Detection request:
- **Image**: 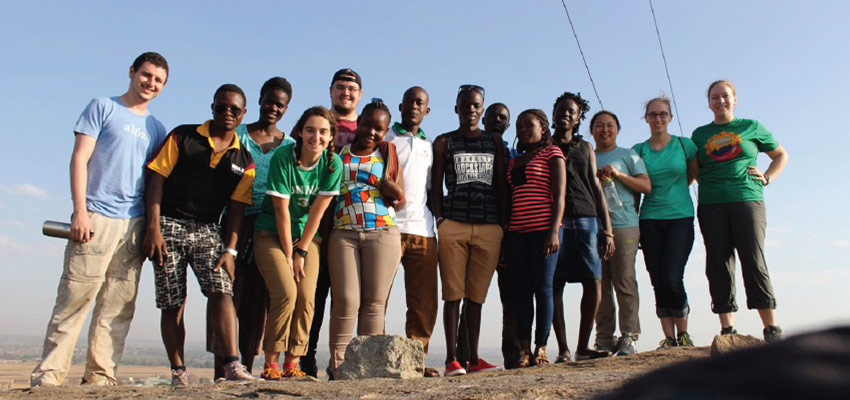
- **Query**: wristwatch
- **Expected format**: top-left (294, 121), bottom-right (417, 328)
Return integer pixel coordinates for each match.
top-left (294, 247), bottom-right (308, 258)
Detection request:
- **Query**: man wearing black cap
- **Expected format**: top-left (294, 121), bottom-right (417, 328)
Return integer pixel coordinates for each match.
top-left (301, 68), bottom-right (364, 378)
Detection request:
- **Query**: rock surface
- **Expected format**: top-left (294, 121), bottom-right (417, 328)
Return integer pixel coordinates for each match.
top-left (336, 335), bottom-right (425, 380)
top-left (710, 333), bottom-right (764, 356)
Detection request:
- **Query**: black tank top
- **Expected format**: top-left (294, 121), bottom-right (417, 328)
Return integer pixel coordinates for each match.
top-left (558, 136), bottom-right (598, 218)
top-left (441, 130), bottom-right (500, 224)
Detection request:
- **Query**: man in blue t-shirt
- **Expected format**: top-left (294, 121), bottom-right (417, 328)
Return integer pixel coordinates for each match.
top-left (31, 52), bottom-right (170, 387)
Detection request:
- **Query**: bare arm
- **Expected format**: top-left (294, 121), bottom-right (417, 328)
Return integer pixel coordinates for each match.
top-left (687, 157), bottom-right (700, 185)
top-left (545, 157), bottom-right (567, 257)
top-left (69, 134), bottom-right (96, 242)
top-left (430, 136), bottom-right (447, 225)
top-left (213, 201), bottom-right (244, 281)
top-left (586, 142), bottom-right (615, 260)
top-left (600, 166), bottom-right (652, 194)
top-left (144, 172), bottom-right (167, 266)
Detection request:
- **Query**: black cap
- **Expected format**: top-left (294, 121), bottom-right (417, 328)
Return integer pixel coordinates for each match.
top-left (331, 68), bottom-right (362, 88)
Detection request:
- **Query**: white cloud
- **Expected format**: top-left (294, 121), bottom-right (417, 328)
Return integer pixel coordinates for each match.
top-left (0, 183), bottom-right (47, 198)
top-left (831, 240), bottom-right (850, 248)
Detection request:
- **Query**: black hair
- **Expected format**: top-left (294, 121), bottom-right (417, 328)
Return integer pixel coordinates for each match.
top-left (259, 76), bottom-right (293, 104)
top-left (485, 102), bottom-right (510, 118)
top-left (515, 109), bottom-right (552, 153)
top-left (213, 83), bottom-right (247, 106)
top-left (357, 99), bottom-right (392, 125)
top-left (589, 110), bottom-right (621, 132)
top-left (292, 106), bottom-right (337, 172)
top-left (552, 91), bottom-right (591, 137)
top-left (131, 52), bottom-right (169, 82)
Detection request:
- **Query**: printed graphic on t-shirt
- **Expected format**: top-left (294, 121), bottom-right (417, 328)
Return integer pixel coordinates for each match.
top-left (704, 131), bottom-right (742, 161)
top-left (124, 124), bottom-right (151, 141)
top-left (293, 184), bottom-right (318, 208)
top-left (453, 152), bottom-right (494, 185)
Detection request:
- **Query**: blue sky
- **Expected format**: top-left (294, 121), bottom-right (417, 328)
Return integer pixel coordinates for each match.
top-left (1, 0), bottom-right (848, 360)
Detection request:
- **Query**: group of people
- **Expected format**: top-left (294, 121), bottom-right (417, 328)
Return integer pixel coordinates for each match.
top-left (30, 52), bottom-right (788, 388)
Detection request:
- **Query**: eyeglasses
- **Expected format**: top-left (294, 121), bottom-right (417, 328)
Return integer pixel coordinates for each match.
top-left (645, 112), bottom-right (670, 120)
top-left (213, 104), bottom-right (244, 117)
top-left (458, 84), bottom-right (485, 98)
top-left (333, 83), bottom-right (360, 93)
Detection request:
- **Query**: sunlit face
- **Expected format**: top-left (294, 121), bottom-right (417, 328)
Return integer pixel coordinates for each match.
top-left (455, 91), bottom-right (484, 128)
top-left (591, 113), bottom-right (619, 150)
top-left (211, 91), bottom-right (246, 132)
top-left (259, 89), bottom-right (289, 125)
top-left (330, 80), bottom-right (362, 115)
top-left (300, 115), bottom-right (333, 154)
top-left (127, 61), bottom-right (167, 102)
top-left (399, 88), bottom-right (430, 126)
top-left (553, 99), bottom-right (580, 132)
top-left (515, 113), bottom-right (544, 145)
top-left (355, 109), bottom-right (390, 149)
top-left (644, 100), bottom-right (672, 134)
top-left (483, 105), bottom-right (510, 135)
top-left (708, 83), bottom-right (736, 119)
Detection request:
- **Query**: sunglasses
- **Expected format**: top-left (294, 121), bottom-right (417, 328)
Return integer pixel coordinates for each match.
top-left (458, 84), bottom-right (485, 98)
top-left (212, 104), bottom-right (244, 117)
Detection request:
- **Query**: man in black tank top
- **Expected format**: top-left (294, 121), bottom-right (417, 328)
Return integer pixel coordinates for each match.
top-left (431, 85), bottom-right (506, 376)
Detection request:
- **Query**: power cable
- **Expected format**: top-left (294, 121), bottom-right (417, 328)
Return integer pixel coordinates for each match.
top-left (559, 0), bottom-right (605, 110)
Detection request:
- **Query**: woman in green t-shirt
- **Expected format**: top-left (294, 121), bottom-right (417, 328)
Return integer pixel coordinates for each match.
top-left (691, 80), bottom-right (788, 343)
top-left (252, 106), bottom-right (343, 380)
top-left (632, 96), bottom-right (699, 349)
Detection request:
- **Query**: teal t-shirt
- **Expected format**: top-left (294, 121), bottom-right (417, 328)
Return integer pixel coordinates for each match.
top-left (236, 125), bottom-right (295, 216)
top-left (691, 118), bottom-right (779, 204)
top-left (595, 147), bottom-right (647, 228)
top-left (632, 136), bottom-right (698, 220)
top-left (255, 143), bottom-right (343, 238)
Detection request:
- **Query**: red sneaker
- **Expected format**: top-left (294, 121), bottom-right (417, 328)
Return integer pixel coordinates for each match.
top-left (467, 358), bottom-right (503, 373)
top-left (444, 360), bottom-right (467, 376)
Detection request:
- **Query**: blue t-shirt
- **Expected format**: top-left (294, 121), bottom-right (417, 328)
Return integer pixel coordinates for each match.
top-left (236, 125), bottom-right (295, 216)
top-left (595, 146), bottom-right (647, 228)
top-left (74, 97), bottom-right (168, 218)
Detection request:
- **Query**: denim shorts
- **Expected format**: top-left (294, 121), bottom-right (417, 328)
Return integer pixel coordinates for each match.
top-left (555, 217), bottom-right (602, 283)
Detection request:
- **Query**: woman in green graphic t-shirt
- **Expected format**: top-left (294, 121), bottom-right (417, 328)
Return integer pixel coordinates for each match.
top-left (691, 80), bottom-right (788, 343)
top-left (252, 106), bottom-right (343, 380)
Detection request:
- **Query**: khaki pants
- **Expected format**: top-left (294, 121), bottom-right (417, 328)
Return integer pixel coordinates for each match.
top-left (328, 227), bottom-right (401, 369)
top-left (437, 220), bottom-right (503, 304)
top-left (31, 211), bottom-right (144, 386)
top-left (596, 227), bottom-right (641, 343)
top-left (253, 231), bottom-right (320, 356)
top-left (399, 234), bottom-right (438, 354)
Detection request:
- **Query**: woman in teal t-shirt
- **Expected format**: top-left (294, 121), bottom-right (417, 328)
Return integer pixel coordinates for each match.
top-left (691, 80), bottom-right (788, 343)
top-left (632, 96), bottom-right (698, 349)
top-left (253, 106), bottom-right (342, 380)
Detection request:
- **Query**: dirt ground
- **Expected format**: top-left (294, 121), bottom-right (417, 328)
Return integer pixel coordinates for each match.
top-left (1, 346), bottom-right (709, 400)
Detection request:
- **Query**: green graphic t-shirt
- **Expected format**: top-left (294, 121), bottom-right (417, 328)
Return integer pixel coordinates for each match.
top-left (255, 143), bottom-right (343, 238)
top-left (632, 136), bottom-right (698, 220)
top-left (691, 118), bottom-right (779, 204)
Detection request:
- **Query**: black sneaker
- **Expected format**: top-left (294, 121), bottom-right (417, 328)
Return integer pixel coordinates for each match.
top-left (300, 356), bottom-right (318, 378)
top-left (720, 326), bottom-right (737, 335)
top-left (764, 325), bottom-right (783, 343)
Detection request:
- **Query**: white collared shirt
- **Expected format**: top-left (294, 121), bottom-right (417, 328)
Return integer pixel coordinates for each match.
top-left (387, 126), bottom-right (435, 237)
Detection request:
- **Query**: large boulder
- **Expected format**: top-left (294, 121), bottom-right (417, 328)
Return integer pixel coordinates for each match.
top-left (336, 335), bottom-right (425, 380)
top-left (710, 333), bottom-right (764, 356)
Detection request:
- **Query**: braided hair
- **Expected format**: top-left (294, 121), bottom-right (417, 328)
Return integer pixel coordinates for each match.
top-left (357, 99), bottom-right (398, 182)
top-left (551, 91), bottom-right (591, 140)
top-left (258, 76), bottom-right (293, 104)
top-left (292, 106), bottom-right (337, 172)
top-left (515, 109), bottom-right (552, 154)
top-left (356, 98), bottom-right (392, 126)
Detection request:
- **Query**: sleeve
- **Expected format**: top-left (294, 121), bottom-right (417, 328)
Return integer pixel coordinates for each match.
top-left (546, 145), bottom-right (565, 161)
top-left (682, 137), bottom-right (699, 161)
top-left (628, 148), bottom-right (648, 176)
top-left (752, 120), bottom-right (780, 152)
top-left (281, 135), bottom-right (296, 146)
top-left (319, 153), bottom-right (343, 195)
top-left (231, 162), bottom-right (255, 204)
top-left (146, 131), bottom-right (180, 177)
top-left (73, 98), bottom-right (107, 137)
top-left (265, 149), bottom-right (292, 199)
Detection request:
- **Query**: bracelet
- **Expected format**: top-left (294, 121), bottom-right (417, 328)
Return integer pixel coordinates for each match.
top-left (600, 231), bottom-right (614, 238)
top-left (224, 247), bottom-right (238, 257)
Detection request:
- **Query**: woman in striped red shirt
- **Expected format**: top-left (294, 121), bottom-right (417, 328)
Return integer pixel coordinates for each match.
top-left (505, 109), bottom-right (567, 367)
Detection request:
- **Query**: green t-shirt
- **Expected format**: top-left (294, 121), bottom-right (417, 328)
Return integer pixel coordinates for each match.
top-left (691, 118), bottom-right (779, 204)
top-left (632, 136), bottom-right (698, 220)
top-left (255, 143), bottom-right (343, 238)
top-left (595, 147), bottom-right (647, 228)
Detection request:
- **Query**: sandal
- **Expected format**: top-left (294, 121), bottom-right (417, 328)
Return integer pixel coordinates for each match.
top-left (554, 349), bottom-right (572, 363)
top-left (423, 367), bottom-right (440, 378)
top-left (512, 352), bottom-right (531, 368)
top-left (533, 347), bottom-right (550, 365)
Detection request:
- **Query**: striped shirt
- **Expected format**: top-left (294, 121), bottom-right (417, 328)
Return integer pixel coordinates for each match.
top-left (507, 145), bottom-right (565, 233)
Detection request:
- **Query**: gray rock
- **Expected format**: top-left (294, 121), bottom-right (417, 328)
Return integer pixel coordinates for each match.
top-left (336, 335), bottom-right (425, 380)
top-left (710, 333), bottom-right (765, 356)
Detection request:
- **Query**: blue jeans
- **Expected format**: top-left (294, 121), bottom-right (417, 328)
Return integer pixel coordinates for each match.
top-left (506, 228), bottom-right (562, 346)
top-left (554, 217), bottom-right (602, 287)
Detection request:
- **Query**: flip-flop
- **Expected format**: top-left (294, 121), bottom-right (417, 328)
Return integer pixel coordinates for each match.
top-left (423, 367), bottom-right (440, 378)
top-left (533, 348), bottom-right (550, 365)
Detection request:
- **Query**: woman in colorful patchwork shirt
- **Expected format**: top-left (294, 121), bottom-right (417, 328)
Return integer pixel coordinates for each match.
top-left (253, 106), bottom-right (342, 380)
top-left (691, 80), bottom-right (788, 342)
top-left (327, 100), bottom-right (404, 377)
